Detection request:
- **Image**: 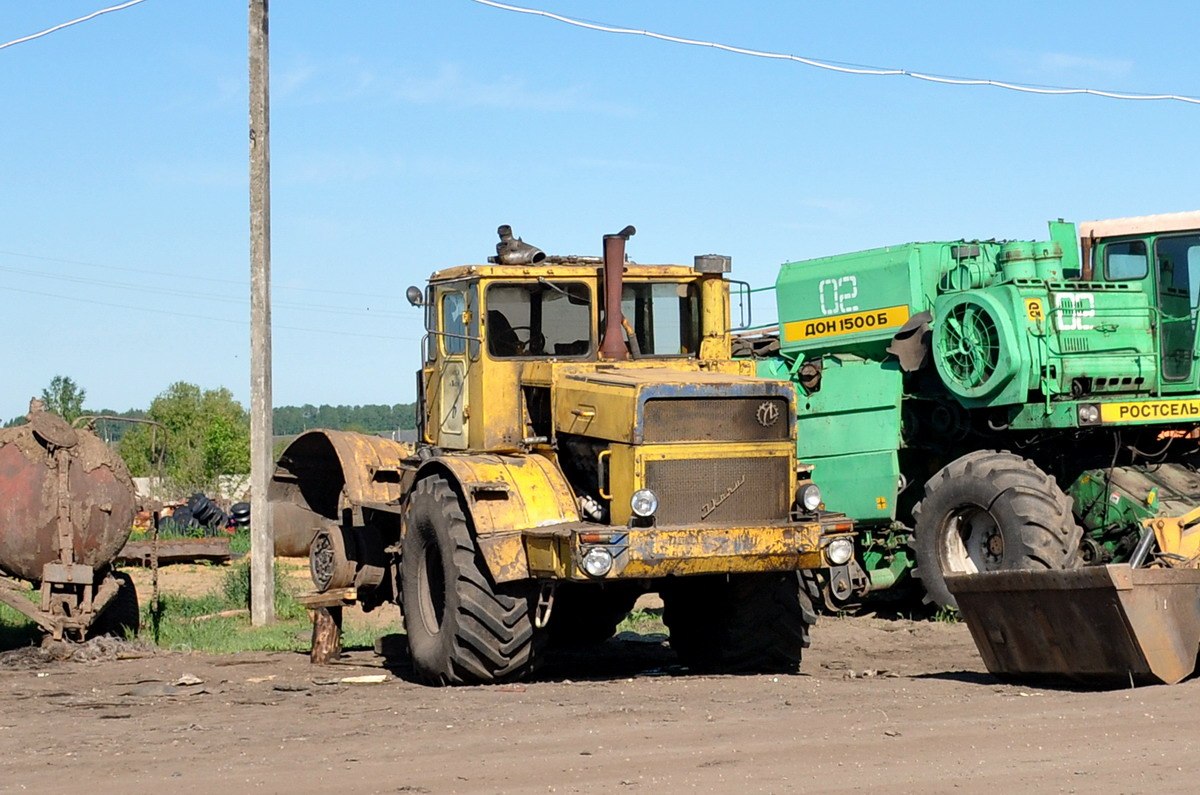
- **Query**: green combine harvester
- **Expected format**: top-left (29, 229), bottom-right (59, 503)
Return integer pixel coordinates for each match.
top-left (749, 211), bottom-right (1200, 626)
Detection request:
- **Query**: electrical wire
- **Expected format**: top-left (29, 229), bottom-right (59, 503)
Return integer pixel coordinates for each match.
top-left (469, 0), bottom-right (1200, 106)
top-left (0, 248), bottom-right (404, 302)
top-left (0, 0), bottom-right (149, 51)
top-left (0, 284), bottom-right (419, 343)
top-left (0, 261), bottom-right (411, 320)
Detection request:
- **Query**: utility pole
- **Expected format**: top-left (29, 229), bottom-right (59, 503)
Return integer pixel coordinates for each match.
top-left (248, 0), bottom-right (274, 625)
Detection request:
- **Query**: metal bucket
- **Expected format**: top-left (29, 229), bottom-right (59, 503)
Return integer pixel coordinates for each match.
top-left (946, 564), bottom-right (1200, 686)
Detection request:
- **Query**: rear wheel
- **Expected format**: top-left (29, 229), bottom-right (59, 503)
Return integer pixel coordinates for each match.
top-left (661, 572), bottom-right (815, 673)
top-left (400, 475), bottom-right (542, 685)
top-left (912, 450), bottom-right (1082, 610)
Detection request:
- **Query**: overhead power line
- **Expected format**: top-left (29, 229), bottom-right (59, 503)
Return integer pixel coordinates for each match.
top-left (0, 0), bottom-right (149, 51)
top-left (469, 0), bottom-right (1200, 106)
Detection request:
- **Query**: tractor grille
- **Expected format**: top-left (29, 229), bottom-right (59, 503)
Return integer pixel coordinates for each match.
top-left (642, 397), bottom-right (789, 443)
top-left (646, 455), bottom-right (790, 526)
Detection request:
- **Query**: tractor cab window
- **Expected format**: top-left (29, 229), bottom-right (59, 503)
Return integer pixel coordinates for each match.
top-left (485, 281), bottom-right (592, 358)
top-left (618, 281), bottom-right (700, 356)
top-left (441, 291), bottom-right (467, 355)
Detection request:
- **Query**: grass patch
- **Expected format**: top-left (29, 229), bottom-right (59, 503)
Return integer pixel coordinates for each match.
top-left (617, 608), bottom-right (666, 635)
top-left (932, 605), bottom-right (961, 624)
top-left (144, 559), bottom-right (379, 653)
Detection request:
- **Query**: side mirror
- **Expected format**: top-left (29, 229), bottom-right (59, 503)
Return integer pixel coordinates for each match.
top-left (406, 285), bottom-right (425, 307)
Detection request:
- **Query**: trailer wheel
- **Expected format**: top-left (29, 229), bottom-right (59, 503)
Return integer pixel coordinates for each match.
top-left (912, 450), bottom-right (1082, 610)
top-left (400, 475), bottom-right (542, 685)
top-left (661, 572), bottom-right (815, 673)
top-left (546, 584), bottom-right (640, 648)
top-left (89, 572), bottom-right (140, 639)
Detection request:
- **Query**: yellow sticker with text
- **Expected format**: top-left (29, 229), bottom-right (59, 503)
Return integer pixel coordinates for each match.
top-left (783, 305), bottom-right (910, 342)
top-left (1025, 298), bottom-right (1045, 322)
top-left (1099, 400), bottom-right (1200, 423)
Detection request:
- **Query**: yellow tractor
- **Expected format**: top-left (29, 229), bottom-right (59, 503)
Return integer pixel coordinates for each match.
top-left (270, 225), bottom-right (860, 685)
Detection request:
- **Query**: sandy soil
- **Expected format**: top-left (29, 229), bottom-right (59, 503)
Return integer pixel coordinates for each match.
top-left (1, 569), bottom-right (1197, 794)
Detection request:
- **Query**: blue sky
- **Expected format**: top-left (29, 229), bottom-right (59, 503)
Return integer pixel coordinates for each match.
top-left (2, 1), bottom-right (1197, 416)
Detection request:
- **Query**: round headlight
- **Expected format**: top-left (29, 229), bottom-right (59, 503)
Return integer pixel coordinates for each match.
top-left (630, 488), bottom-right (659, 518)
top-left (1078, 404), bottom-right (1099, 425)
top-left (582, 547), bottom-right (614, 577)
top-left (799, 483), bottom-right (823, 512)
top-left (827, 537), bottom-right (854, 566)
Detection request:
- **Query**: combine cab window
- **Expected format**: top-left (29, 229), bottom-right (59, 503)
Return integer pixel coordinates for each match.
top-left (1105, 240), bottom-right (1149, 281)
top-left (1155, 233), bottom-right (1200, 381)
top-left (619, 282), bottom-right (700, 356)
top-left (485, 282), bottom-right (592, 358)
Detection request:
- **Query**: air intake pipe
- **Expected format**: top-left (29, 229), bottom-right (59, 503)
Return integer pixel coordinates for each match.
top-left (492, 224), bottom-right (546, 265)
top-left (599, 225), bottom-right (636, 360)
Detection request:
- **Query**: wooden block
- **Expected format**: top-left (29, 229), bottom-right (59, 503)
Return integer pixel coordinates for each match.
top-left (310, 606), bottom-right (343, 665)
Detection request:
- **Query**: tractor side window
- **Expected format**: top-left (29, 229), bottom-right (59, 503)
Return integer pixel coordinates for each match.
top-left (441, 291), bottom-right (467, 355)
top-left (618, 282), bottom-right (700, 356)
top-left (485, 282), bottom-right (592, 359)
top-left (1105, 240), bottom-right (1149, 281)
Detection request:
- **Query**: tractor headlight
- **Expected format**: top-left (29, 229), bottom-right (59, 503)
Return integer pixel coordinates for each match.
top-left (582, 547), bottom-right (614, 577)
top-left (799, 483), bottom-right (823, 513)
top-left (1078, 403), bottom-right (1100, 425)
top-left (826, 537), bottom-right (854, 566)
top-left (630, 488), bottom-right (659, 518)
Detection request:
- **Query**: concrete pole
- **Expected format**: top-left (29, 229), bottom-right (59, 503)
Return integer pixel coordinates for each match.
top-left (248, 0), bottom-right (275, 625)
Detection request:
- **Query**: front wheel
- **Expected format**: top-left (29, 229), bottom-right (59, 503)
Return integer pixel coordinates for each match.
top-left (400, 475), bottom-right (543, 685)
top-left (911, 450), bottom-right (1082, 610)
top-left (661, 572), bottom-right (815, 673)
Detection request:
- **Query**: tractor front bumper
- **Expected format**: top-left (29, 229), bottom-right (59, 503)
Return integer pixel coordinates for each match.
top-left (476, 513), bottom-right (857, 584)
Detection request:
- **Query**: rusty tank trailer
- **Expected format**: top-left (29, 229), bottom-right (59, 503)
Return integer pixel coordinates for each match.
top-left (0, 403), bottom-right (140, 640)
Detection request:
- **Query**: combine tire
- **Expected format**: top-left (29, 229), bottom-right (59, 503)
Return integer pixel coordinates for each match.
top-left (661, 572), bottom-right (815, 673)
top-left (89, 572), bottom-right (140, 639)
top-left (912, 450), bottom-right (1083, 610)
top-left (547, 584), bottom-right (640, 648)
top-left (400, 475), bottom-right (542, 685)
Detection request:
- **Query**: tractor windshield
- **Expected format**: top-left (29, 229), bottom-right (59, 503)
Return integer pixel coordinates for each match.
top-left (485, 281), bottom-right (592, 358)
top-left (620, 281), bottom-right (701, 357)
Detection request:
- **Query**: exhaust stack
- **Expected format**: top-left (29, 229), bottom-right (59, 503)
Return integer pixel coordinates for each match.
top-left (599, 225), bottom-right (636, 361)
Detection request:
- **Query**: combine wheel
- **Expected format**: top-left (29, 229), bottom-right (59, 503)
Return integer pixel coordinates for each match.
top-left (547, 583), bottom-right (640, 648)
top-left (662, 572), bottom-right (815, 673)
top-left (400, 475), bottom-right (542, 685)
top-left (89, 572), bottom-right (140, 639)
top-left (912, 450), bottom-right (1082, 610)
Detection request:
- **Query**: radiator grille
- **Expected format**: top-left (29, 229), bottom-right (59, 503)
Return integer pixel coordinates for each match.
top-left (645, 456), bottom-right (790, 525)
top-left (642, 397), bottom-right (789, 443)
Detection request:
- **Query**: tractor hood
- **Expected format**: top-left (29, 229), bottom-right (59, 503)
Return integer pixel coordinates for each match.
top-left (552, 368), bottom-right (795, 445)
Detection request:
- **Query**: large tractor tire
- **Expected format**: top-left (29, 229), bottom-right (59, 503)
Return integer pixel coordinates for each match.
top-left (89, 571), bottom-right (140, 639)
top-left (400, 475), bottom-right (542, 685)
top-left (547, 583), bottom-right (640, 648)
top-left (661, 572), bottom-right (816, 674)
top-left (911, 450), bottom-right (1083, 610)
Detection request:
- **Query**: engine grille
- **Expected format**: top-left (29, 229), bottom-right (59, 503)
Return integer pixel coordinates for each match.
top-left (645, 455), bottom-right (790, 526)
top-left (642, 397), bottom-right (789, 443)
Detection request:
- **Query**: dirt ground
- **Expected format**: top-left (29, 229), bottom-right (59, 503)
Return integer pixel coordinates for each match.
top-left (1, 566), bottom-right (1197, 794)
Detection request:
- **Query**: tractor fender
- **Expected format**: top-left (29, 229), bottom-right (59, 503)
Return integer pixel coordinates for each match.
top-left (415, 453), bottom-right (581, 583)
top-left (269, 429), bottom-right (415, 556)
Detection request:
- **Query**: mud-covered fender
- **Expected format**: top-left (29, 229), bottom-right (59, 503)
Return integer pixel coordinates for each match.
top-left (270, 429), bottom-right (415, 556)
top-left (418, 453), bottom-right (580, 583)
